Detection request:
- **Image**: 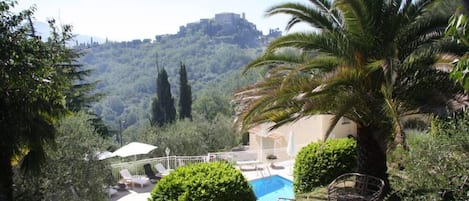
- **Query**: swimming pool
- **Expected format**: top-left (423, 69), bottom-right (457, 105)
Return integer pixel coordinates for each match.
top-left (250, 175), bottom-right (294, 201)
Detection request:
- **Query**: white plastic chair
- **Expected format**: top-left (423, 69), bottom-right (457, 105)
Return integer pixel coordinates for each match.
top-left (155, 163), bottom-right (172, 176)
top-left (119, 169), bottom-right (150, 188)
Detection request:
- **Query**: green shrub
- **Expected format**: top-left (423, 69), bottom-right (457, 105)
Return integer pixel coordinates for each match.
top-left (388, 114), bottom-right (469, 201)
top-left (294, 138), bottom-right (357, 193)
top-left (403, 117), bottom-right (428, 130)
top-left (149, 161), bottom-right (256, 201)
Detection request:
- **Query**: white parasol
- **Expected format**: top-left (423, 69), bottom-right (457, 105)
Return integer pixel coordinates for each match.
top-left (112, 142), bottom-right (157, 158)
top-left (286, 130), bottom-right (295, 157)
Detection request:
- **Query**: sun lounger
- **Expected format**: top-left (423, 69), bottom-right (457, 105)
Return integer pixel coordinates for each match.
top-left (155, 163), bottom-right (172, 176)
top-left (119, 169), bottom-right (150, 188)
top-left (236, 160), bottom-right (261, 170)
top-left (144, 163), bottom-right (161, 183)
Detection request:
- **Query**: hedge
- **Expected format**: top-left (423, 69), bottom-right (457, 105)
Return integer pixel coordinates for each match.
top-left (149, 161), bottom-right (256, 201)
top-left (294, 138), bottom-right (357, 193)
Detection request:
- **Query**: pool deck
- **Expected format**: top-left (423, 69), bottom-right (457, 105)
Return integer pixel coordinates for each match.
top-left (110, 160), bottom-right (294, 201)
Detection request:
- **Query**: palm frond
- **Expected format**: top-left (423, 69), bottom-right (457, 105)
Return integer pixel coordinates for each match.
top-left (243, 52), bottom-right (306, 74)
top-left (267, 2), bottom-right (336, 31)
top-left (266, 32), bottom-right (353, 62)
top-left (334, 0), bottom-right (372, 41)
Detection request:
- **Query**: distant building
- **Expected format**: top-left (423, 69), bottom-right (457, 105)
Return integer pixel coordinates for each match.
top-left (165, 12), bottom-right (280, 46)
top-left (268, 28), bottom-right (282, 38)
top-left (214, 12), bottom-right (241, 24)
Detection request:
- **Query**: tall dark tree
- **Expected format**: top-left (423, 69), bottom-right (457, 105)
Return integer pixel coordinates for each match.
top-left (178, 62), bottom-right (192, 120)
top-left (152, 68), bottom-right (176, 126)
top-left (0, 1), bottom-right (84, 199)
top-left (62, 58), bottom-right (110, 137)
top-left (238, 0), bottom-right (465, 196)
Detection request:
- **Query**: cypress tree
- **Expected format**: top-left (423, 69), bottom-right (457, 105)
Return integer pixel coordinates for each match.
top-left (178, 62), bottom-right (192, 120)
top-left (152, 68), bottom-right (176, 126)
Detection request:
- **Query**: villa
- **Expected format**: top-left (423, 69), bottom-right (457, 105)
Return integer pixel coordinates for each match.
top-left (108, 115), bottom-right (357, 200)
top-left (248, 115), bottom-right (357, 160)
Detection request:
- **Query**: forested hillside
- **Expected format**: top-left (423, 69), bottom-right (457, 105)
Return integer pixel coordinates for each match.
top-left (79, 13), bottom-right (278, 132)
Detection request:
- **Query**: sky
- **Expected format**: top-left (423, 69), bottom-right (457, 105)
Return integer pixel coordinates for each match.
top-left (15, 0), bottom-right (310, 41)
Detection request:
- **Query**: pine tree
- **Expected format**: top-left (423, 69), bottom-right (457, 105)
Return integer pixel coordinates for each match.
top-left (178, 62), bottom-right (192, 120)
top-left (152, 68), bottom-right (176, 126)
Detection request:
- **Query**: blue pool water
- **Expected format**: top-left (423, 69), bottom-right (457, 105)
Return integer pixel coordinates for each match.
top-left (250, 175), bottom-right (294, 201)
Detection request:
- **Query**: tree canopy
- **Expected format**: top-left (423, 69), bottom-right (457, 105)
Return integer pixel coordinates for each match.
top-left (0, 1), bottom-right (84, 199)
top-left (152, 68), bottom-right (176, 127)
top-left (178, 62), bottom-right (192, 120)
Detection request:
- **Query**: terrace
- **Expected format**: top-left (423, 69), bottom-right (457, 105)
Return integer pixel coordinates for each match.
top-left (109, 146), bottom-right (297, 201)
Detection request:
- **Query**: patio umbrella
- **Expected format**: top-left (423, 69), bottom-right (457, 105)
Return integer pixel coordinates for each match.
top-left (112, 142), bottom-right (157, 158)
top-left (286, 130), bottom-right (295, 157)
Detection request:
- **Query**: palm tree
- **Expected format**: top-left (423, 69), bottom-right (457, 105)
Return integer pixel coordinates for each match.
top-left (238, 0), bottom-right (466, 194)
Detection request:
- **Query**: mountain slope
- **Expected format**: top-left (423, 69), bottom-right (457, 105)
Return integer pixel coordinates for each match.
top-left (79, 13), bottom-right (277, 130)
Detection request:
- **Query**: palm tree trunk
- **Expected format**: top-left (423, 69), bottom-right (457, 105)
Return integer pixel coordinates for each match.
top-left (356, 126), bottom-right (391, 197)
top-left (0, 145), bottom-right (13, 201)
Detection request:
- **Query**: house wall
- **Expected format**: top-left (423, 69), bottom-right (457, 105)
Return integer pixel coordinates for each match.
top-left (328, 116), bottom-right (357, 139)
top-left (248, 115), bottom-right (357, 160)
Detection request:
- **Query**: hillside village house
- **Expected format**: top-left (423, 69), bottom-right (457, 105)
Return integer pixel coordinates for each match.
top-left (248, 115), bottom-right (357, 161)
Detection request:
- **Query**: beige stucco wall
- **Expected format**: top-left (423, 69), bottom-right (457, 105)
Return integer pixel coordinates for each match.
top-left (248, 115), bottom-right (357, 160)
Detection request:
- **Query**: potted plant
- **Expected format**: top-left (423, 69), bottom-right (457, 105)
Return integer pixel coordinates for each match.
top-left (266, 154), bottom-right (278, 160)
top-left (266, 154), bottom-right (277, 168)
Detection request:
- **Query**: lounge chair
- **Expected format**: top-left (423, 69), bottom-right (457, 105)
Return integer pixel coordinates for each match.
top-left (143, 163), bottom-right (161, 183)
top-left (119, 169), bottom-right (150, 188)
top-left (155, 163), bottom-right (172, 176)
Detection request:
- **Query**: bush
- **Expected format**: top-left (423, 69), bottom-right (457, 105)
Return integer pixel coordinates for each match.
top-left (149, 161), bottom-right (256, 201)
top-left (388, 114), bottom-right (469, 200)
top-left (403, 117), bottom-right (428, 130)
top-left (13, 112), bottom-right (113, 201)
top-left (294, 138), bottom-right (357, 193)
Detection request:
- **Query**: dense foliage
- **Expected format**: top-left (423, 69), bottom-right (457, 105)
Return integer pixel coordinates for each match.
top-left (447, 5), bottom-right (469, 89)
top-left (13, 112), bottom-right (112, 201)
top-left (178, 62), bottom-right (192, 120)
top-left (294, 138), bottom-right (357, 194)
top-left (0, 1), bottom-right (86, 199)
top-left (389, 115), bottom-right (469, 200)
top-left (149, 162), bottom-right (255, 201)
top-left (152, 68), bottom-right (176, 126)
top-left (132, 113), bottom-right (238, 157)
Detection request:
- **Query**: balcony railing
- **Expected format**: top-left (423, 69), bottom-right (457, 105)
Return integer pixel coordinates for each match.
top-left (110, 145), bottom-right (306, 182)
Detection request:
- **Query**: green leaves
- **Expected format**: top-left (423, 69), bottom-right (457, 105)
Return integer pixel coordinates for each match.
top-left (0, 2), bottom-right (88, 199)
top-left (451, 54), bottom-right (469, 89)
top-left (389, 116), bottom-right (469, 200)
top-left (1, 0), bottom-right (70, 171)
top-left (13, 112), bottom-right (113, 201)
top-left (266, 1), bottom-right (337, 31)
top-left (446, 8), bottom-right (469, 90)
top-left (178, 62), bottom-right (192, 120)
top-left (152, 68), bottom-right (176, 127)
top-left (294, 138), bottom-right (357, 193)
top-left (239, 0), bottom-right (463, 141)
top-left (150, 162), bottom-right (255, 201)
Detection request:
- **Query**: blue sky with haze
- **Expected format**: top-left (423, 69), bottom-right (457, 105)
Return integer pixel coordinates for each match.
top-left (16, 0), bottom-right (309, 41)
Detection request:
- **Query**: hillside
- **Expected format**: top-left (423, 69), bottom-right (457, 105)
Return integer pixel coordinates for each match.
top-left (34, 21), bottom-right (106, 45)
top-left (80, 12), bottom-right (280, 130)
